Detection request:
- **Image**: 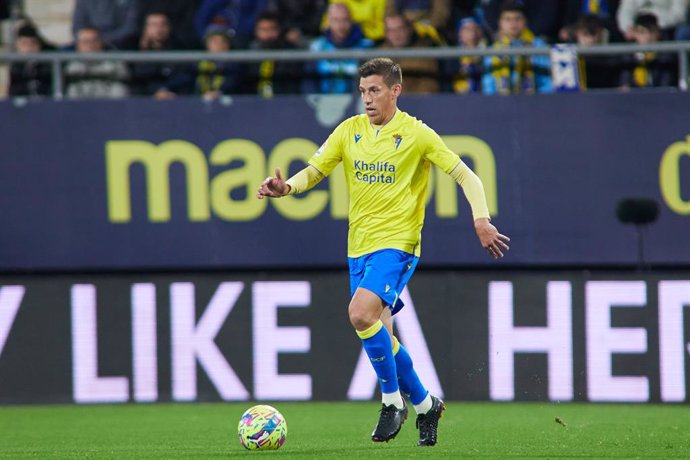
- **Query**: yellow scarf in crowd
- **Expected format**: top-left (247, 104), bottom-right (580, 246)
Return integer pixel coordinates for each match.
top-left (453, 56), bottom-right (483, 93)
top-left (489, 28), bottom-right (537, 95)
top-left (197, 60), bottom-right (225, 93)
top-left (632, 52), bottom-right (655, 87)
top-left (258, 60), bottom-right (275, 97)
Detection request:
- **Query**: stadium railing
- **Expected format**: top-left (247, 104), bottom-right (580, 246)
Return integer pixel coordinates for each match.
top-left (1, 41), bottom-right (689, 99)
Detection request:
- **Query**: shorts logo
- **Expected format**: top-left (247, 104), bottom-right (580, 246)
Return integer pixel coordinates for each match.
top-left (371, 356), bottom-right (386, 362)
top-left (354, 134), bottom-right (362, 143)
top-left (385, 284), bottom-right (391, 293)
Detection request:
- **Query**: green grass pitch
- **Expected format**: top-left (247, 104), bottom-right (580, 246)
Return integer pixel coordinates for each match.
top-left (0, 402), bottom-right (688, 458)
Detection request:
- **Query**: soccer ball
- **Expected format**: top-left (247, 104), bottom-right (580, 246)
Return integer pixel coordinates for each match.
top-left (237, 405), bottom-right (287, 450)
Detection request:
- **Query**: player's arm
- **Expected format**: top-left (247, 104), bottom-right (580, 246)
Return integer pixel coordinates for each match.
top-left (448, 160), bottom-right (510, 259)
top-left (258, 121), bottom-right (346, 199)
top-left (256, 165), bottom-right (324, 199)
top-left (421, 124), bottom-right (510, 258)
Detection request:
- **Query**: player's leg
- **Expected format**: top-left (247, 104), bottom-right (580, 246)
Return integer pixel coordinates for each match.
top-left (380, 309), bottom-right (437, 411)
top-left (380, 309), bottom-right (445, 446)
top-left (349, 287), bottom-right (408, 442)
top-left (380, 309), bottom-right (419, 400)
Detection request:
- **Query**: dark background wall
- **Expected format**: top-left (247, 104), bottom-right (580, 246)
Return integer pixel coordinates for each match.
top-left (1, 92), bottom-right (688, 270)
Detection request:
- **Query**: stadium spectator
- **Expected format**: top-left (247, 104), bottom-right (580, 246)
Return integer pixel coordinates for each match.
top-left (242, 11), bottom-right (303, 96)
top-left (64, 28), bottom-right (130, 99)
top-left (195, 0), bottom-right (269, 48)
top-left (620, 13), bottom-right (678, 88)
top-left (481, 0), bottom-right (566, 43)
top-left (130, 13), bottom-right (180, 96)
top-left (386, 0), bottom-right (451, 33)
top-left (0, 0), bottom-right (8, 41)
top-left (482, 1), bottom-right (552, 95)
top-left (559, 0), bottom-right (622, 43)
top-left (673, 1), bottom-right (690, 40)
top-left (138, 12), bottom-right (178, 50)
top-left (450, 17), bottom-right (487, 94)
top-left (72, 0), bottom-right (140, 50)
top-left (305, 3), bottom-right (374, 94)
top-left (677, 7), bottom-right (690, 89)
top-left (381, 13), bottom-right (444, 93)
top-left (617, 0), bottom-right (687, 40)
top-left (449, 1), bottom-right (485, 41)
top-left (138, 0), bottom-right (203, 49)
top-left (324, 0), bottom-right (387, 42)
top-left (155, 25), bottom-right (243, 99)
top-left (9, 23), bottom-right (54, 98)
top-left (265, 0), bottom-right (327, 46)
top-left (573, 15), bottom-right (622, 89)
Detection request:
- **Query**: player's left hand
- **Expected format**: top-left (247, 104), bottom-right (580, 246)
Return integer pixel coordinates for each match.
top-left (474, 218), bottom-right (510, 259)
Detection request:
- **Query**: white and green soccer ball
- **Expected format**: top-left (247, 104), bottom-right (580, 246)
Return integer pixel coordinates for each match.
top-left (237, 405), bottom-right (288, 450)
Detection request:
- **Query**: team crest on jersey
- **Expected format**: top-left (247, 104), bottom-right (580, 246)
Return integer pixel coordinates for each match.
top-left (393, 134), bottom-right (403, 150)
top-left (354, 134), bottom-right (362, 143)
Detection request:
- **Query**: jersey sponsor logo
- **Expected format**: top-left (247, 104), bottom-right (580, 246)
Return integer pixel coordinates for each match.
top-left (353, 160), bottom-right (397, 184)
top-left (354, 134), bottom-right (362, 143)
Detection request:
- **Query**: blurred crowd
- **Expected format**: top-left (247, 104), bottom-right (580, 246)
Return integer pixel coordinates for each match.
top-left (5, 0), bottom-right (690, 99)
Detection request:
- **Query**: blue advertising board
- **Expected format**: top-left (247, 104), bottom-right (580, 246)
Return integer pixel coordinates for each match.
top-left (0, 92), bottom-right (688, 270)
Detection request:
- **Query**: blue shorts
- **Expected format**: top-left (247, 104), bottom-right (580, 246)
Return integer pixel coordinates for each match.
top-left (348, 248), bottom-right (419, 316)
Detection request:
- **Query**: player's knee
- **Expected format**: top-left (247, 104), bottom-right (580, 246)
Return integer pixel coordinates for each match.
top-left (348, 303), bottom-right (377, 331)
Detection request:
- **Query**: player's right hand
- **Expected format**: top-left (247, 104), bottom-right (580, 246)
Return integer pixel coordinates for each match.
top-left (257, 168), bottom-right (290, 199)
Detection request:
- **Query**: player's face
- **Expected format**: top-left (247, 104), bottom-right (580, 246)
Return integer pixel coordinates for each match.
top-left (359, 74), bottom-right (401, 126)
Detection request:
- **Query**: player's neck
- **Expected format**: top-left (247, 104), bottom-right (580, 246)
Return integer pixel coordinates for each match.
top-left (370, 109), bottom-right (398, 129)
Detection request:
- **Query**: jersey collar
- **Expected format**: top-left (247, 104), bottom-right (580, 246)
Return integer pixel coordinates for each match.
top-left (370, 109), bottom-right (400, 132)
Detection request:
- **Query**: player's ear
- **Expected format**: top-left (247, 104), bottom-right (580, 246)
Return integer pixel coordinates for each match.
top-left (391, 83), bottom-right (402, 97)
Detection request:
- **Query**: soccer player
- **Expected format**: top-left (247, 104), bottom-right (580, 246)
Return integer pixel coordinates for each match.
top-left (257, 57), bottom-right (510, 446)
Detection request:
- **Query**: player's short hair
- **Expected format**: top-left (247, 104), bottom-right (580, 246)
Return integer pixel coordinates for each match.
top-left (358, 58), bottom-right (402, 87)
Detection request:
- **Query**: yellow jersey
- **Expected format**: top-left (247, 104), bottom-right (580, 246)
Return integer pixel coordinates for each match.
top-left (308, 110), bottom-right (467, 258)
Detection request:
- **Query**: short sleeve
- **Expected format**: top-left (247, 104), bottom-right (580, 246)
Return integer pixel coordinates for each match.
top-left (420, 123), bottom-right (461, 174)
top-left (308, 121), bottom-right (346, 177)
